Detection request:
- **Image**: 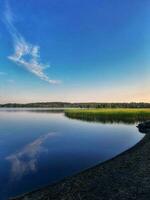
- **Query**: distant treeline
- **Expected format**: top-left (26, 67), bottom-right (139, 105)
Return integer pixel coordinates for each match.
top-left (0, 102), bottom-right (150, 108)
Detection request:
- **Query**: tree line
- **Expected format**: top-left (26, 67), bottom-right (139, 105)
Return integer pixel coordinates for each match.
top-left (0, 102), bottom-right (150, 108)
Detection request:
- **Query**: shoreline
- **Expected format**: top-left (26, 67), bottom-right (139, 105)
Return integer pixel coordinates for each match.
top-left (10, 123), bottom-right (150, 200)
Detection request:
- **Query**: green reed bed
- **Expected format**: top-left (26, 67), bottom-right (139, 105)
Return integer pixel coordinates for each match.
top-left (65, 108), bottom-right (150, 124)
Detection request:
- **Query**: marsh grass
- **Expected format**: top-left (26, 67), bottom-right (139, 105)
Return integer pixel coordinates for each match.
top-left (65, 108), bottom-right (150, 124)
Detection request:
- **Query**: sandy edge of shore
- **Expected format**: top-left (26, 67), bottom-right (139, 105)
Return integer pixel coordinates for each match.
top-left (10, 124), bottom-right (150, 200)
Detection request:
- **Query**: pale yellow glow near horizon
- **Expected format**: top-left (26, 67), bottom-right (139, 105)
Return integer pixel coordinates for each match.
top-left (1, 84), bottom-right (150, 103)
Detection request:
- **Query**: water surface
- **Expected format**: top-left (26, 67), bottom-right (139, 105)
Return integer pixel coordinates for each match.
top-left (0, 109), bottom-right (144, 200)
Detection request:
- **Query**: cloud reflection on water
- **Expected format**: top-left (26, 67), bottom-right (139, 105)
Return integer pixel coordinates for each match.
top-left (6, 132), bottom-right (56, 181)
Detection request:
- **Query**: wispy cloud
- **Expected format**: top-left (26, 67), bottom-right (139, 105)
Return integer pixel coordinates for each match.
top-left (6, 132), bottom-right (56, 180)
top-left (4, 2), bottom-right (60, 84)
top-left (0, 71), bottom-right (7, 75)
top-left (7, 79), bottom-right (15, 83)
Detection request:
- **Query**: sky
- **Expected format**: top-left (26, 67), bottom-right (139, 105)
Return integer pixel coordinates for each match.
top-left (0, 0), bottom-right (150, 103)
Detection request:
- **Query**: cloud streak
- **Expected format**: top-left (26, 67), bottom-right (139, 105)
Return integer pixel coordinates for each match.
top-left (4, 2), bottom-right (60, 84)
top-left (0, 71), bottom-right (7, 75)
top-left (6, 132), bottom-right (56, 180)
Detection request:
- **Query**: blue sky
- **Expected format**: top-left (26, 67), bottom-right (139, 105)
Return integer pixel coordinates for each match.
top-left (0, 0), bottom-right (150, 103)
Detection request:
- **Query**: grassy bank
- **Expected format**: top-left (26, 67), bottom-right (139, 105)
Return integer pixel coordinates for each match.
top-left (65, 108), bottom-right (150, 123)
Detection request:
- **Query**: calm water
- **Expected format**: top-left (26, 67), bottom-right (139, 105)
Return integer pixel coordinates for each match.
top-left (0, 110), bottom-right (144, 200)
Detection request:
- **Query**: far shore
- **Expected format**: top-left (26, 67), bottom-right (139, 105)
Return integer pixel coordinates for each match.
top-left (11, 121), bottom-right (150, 200)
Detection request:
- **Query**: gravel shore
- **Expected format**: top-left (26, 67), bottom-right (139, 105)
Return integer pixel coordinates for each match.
top-left (11, 122), bottom-right (150, 200)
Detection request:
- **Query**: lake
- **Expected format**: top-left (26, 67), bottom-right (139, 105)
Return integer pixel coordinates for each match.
top-left (0, 109), bottom-right (144, 200)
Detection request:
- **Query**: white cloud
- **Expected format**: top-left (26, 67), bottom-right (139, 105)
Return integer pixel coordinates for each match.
top-left (0, 72), bottom-right (7, 75)
top-left (6, 132), bottom-right (56, 180)
top-left (7, 79), bottom-right (15, 83)
top-left (4, 2), bottom-right (60, 84)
